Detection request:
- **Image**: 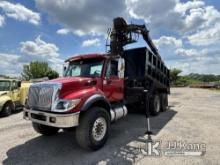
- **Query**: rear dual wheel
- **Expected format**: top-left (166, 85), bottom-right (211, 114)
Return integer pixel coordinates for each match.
top-left (150, 95), bottom-right (161, 116)
top-left (150, 94), bottom-right (168, 116)
top-left (160, 94), bottom-right (168, 112)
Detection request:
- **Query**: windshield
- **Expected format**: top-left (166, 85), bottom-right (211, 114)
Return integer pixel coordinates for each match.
top-left (0, 81), bottom-right (11, 91)
top-left (64, 58), bottom-right (104, 77)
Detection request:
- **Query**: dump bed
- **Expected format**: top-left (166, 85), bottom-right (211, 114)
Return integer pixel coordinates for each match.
top-left (123, 47), bottom-right (170, 90)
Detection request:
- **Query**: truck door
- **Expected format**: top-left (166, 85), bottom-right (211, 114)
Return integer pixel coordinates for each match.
top-left (103, 58), bottom-right (124, 102)
top-left (10, 81), bottom-right (21, 106)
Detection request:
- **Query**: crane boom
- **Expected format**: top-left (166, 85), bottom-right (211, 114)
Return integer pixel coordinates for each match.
top-left (109, 17), bottom-right (160, 58)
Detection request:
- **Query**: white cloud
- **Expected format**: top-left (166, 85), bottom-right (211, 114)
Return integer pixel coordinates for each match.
top-left (180, 5), bottom-right (220, 33)
top-left (72, 30), bottom-right (86, 36)
top-left (0, 15), bottom-right (5, 27)
top-left (33, 0), bottom-right (220, 75)
top-left (0, 53), bottom-right (22, 77)
top-left (175, 48), bottom-right (198, 57)
top-left (35, 0), bottom-right (220, 39)
top-left (126, 0), bottom-right (179, 28)
top-left (154, 36), bottom-right (182, 48)
top-left (0, 1), bottom-right (40, 25)
top-left (155, 36), bottom-right (220, 73)
top-left (82, 38), bottom-right (101, 47)
top-left (57, 28), bottom-right (70, 35)
top-left (202, 6), bottom-right (220, 27)
top-left (126, 0), bottom-right (220, 34)
top-left (170, 48), bottom-right (220, 74)
top-left (20, 36), bottom-right (63, 75)
top-left (20, 36), bottom-right (59, 58)
top-left (184, 5), bottom-right (220, 46)
top-left (0, 36), bottom-right (64, 76)
top-left (0, 51), bottom-right (64, 77)
top-left (57, 28), bottom-right (87, 36)
top-left (184, 8), bottom-right (206, 31)
top-left (152, 36), bottom-right (186, 62)
top-left (35, 0), bottom-right (126, 36)
top-left (188, 23), bottom-right (220, 46)
top-left (175, 0), bottom-right (205, 14)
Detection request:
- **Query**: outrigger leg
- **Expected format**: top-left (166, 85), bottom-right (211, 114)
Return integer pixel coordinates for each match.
top-left (143, 89), bottom-right (153, 142)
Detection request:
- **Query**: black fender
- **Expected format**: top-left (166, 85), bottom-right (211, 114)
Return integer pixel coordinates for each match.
top-left (80, 94), bottom-right (111, 113)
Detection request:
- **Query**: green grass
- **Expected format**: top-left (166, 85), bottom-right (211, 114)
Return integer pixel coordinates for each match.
top-left (171, 76), bottom-right (202, 87)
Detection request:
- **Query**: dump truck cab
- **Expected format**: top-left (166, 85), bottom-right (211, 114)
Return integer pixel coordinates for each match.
top-left (24, 54), bottom-right (126, 124)
top-left (64, 54), bottom-right (124, 102)
top-left (0, 79), bottom-right (22, 116)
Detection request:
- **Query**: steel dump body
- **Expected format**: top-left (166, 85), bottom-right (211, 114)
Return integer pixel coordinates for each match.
top-left (123, 47), bottom-right (170, 104)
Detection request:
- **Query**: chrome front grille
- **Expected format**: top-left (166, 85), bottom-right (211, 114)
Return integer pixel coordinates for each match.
top-left (28, 83), bottom-right (61, 111)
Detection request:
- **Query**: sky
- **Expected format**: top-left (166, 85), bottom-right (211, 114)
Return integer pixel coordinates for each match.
top-left (0, 0), bottom-right (220, 76)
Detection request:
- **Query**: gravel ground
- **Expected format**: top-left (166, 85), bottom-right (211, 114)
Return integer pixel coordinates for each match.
top-left (0, 88), bottom-right (220, 165)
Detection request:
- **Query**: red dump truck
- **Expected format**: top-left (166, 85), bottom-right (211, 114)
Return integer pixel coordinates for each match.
top-left (24, 18), bottom-right (170, 150)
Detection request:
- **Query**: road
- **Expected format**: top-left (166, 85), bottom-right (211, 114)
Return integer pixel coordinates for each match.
top-left (0, 88), bottom-right (220, 165)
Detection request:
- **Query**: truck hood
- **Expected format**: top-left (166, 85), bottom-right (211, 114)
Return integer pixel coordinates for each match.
top-left (49, 77), bottom-right (97, 97)
top-left (49, 77), bottom-right (94, 86)
top-left (0, 91), bottom-right (7, 96)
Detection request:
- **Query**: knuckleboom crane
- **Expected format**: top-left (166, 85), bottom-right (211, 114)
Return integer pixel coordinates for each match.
top-left (108, 17), bottom-right (160, 59)
top-left (108, 17), bottom-right (161, 140)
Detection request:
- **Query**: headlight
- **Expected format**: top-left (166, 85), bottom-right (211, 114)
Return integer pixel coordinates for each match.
top-left (53, 99), bottom-right (81, 112)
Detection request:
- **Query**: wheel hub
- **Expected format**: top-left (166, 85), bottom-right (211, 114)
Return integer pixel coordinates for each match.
top-left (5, 106), bottom-right (11, 113)
top-left (92, 117), bottom-right (107, 141)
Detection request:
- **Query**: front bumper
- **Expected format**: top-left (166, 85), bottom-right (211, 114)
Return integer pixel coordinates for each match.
top-left (23, 108), bottom-right (79, 128)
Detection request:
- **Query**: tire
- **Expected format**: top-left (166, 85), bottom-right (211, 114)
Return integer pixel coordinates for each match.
top-left (32, 122), bottom-right (59, 136)
top-left (160, 94), bottom-right (168, 112)
top-left (75, 107), bottom-right (110, 151)
top-left (0, 102), bottom-right (13, 117)
top-left (150, 95), bottom-right (160, 116)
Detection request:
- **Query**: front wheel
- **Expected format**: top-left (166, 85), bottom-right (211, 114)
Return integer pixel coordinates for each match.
top-left (0, 102), bottom-right (13, 117)
top-left (32, 123), bottom-right (59, 136)
top-left (75, 107), bottom-right (110, 150)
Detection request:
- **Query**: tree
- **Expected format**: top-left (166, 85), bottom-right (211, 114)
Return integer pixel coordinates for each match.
top-left (46, 70), bottom-right (59, 80)
top-left (170, 68), bottom-right (182, 86)
top-left (0, 74), bottom-right (11, 79)
top-left (187, 73), bottom-right (220, 82)
top-left (22, 61), bottom-right (59, 80)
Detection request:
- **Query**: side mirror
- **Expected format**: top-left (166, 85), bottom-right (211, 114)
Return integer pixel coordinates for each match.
top-left (64, 66), bottom-right (67, 72)
top-left (63, 66), bottom-right (67, 77)
top-left (118, 58), bottom-right (125, 78)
